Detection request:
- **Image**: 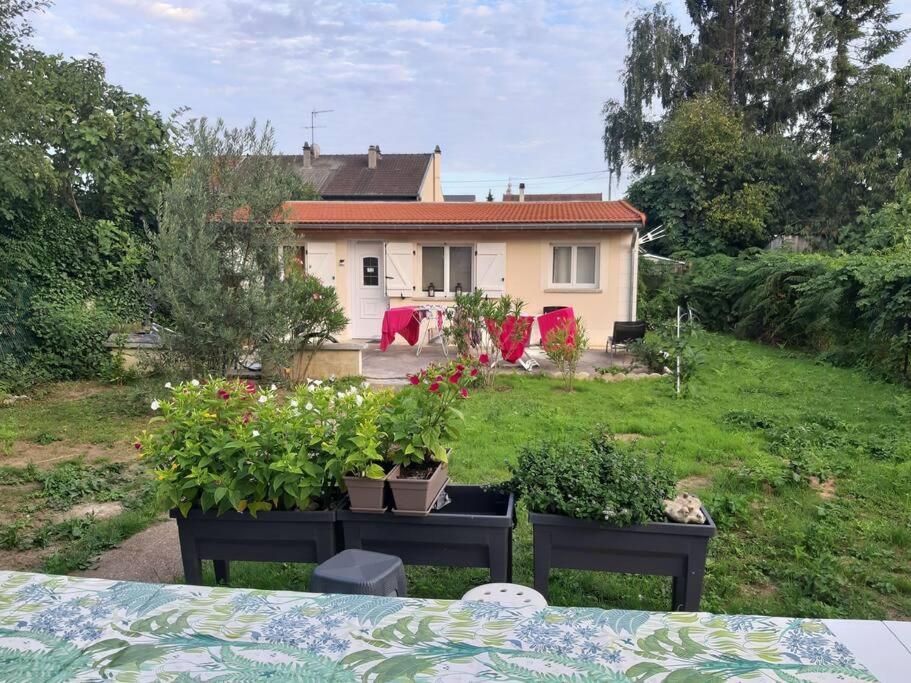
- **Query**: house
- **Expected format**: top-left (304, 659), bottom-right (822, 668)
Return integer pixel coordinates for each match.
top-left (283, 143), bottom-right (443, 201)
top-left (503, 183), bottom-right (602, 202)
top-left (443, 194), bottom-right (476, 202)
top-left (280, 200), bottom-right (644, 347)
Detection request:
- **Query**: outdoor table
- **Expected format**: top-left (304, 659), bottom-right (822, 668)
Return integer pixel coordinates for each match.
top-left (0, 569), bottom-right (902, 681)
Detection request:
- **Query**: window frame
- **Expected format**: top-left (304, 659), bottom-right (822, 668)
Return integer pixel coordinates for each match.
top-left (548, 242), bottom-right (600, 289)
top-left (419, 243), bottom-right (474, 297)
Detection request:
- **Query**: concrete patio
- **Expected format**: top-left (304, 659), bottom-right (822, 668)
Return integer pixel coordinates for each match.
top-left (361, 340), bottom-right (638, 383)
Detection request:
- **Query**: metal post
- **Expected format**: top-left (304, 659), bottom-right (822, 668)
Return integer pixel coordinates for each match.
top-left (676, 305), bottom-right (681, 396)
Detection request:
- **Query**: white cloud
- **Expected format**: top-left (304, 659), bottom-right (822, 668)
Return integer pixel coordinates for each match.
top-left (146, 2), bottom-right (201, 22)
top-left (383, 18), bottom-right (446, 32)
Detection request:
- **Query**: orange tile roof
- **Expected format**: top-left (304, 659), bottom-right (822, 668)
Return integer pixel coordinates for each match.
top-left (279, 200), bottom-right (644, 225)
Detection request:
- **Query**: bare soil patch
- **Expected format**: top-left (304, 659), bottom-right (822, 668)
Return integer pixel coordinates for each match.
top-left (677, 475), bottom-right (712, 491)
top-left (614, 433), bottom-right (644, 442)
top-left (1, 440), bottom-right (135, 469)
top-left (809, 476), bottom-right (837, 500)
top-left (42, 381), bottom-right (110, 402)
top-left (57, 501), bottom-right (124, 522)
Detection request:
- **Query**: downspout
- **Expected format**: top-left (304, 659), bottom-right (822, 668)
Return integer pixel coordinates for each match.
top-left (629, 228), bottom-right (639, 321)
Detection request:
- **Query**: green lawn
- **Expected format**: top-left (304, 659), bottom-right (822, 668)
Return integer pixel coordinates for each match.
top-left (1, 334), bottom-right (909, 619)
top-left (200, 334), bottom-right (911, 619)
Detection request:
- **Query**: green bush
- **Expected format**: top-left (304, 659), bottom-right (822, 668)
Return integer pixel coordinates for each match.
top-left (503, 431), bottom-right (675, 526)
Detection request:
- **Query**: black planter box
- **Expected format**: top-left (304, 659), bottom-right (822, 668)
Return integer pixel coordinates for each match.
top-left (170, 508), bottom-right (339, 585)
top-left (529, 507), bottom-right (716, 611)
top-left (338, 485), bottom-right (515, 582)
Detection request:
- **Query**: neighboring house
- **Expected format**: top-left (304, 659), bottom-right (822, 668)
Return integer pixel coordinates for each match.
top-left (443, 194), bottom-right (476, 202)
top-left (280, 201), bottom-right (644, 346)
top-left (282, 143), bottom-right (443, 201)
top-left (503, 183), bottom-right (603, 202)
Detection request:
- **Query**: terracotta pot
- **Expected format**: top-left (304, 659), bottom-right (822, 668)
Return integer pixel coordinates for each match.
top-left (388, 462), bottom-right (449, 515)
top-left (344, 465), bottom-right (399, 513)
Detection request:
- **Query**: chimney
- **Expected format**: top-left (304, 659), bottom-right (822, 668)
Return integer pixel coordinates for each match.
top-left (312, 143), bottom-right (320, 159)
top-left (518, 182), bottom-right (525, 202)
top-left (302, 142), bottom-right (311, 169)
top-left (368, 144), bottom-right (377, 169)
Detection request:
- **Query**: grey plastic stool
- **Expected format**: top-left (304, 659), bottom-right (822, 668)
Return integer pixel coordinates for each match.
top-left (309, 549), bottom-right (407, 597)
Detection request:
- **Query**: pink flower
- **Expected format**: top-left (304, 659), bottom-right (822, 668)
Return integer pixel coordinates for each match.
top-left (456, 364), bottom-right (465, 372)
top-left (449, 373), bottom-right (461, 384)
top-left (245, 380), bottom-right (256, 394)
top-left (460, 388), bottom-right (468, 398)
top-left (429, 382), bottom-right (440, 393)
top-left (409, 374), bottom-right (420, 385)
top-left (133, 441), bottom-right (142, 450)
top-left (479, 354), bottom-right (490, 365)
top-left (470, 368), bottom-right (479, 377)
top-left (217, 389), bottom-right (230, 400)
top-left (242, 412), bottom-right (252, 424)
top-left (435, 375), bottom-right (443, 382)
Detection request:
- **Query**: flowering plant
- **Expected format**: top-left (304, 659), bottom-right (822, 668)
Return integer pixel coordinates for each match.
top-left (385, 362), bottom-right (474, 472)
top-left (138, 377), bottom-right (392, 516)
top-left (543, 317), bottom-right (588, 391)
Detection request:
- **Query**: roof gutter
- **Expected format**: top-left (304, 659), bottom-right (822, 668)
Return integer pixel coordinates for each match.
top-left (289, 222), bottom-right (643, 232)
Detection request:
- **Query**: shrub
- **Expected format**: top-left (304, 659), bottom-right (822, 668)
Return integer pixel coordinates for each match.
top-left (503, 431), bottom-right (675, 526)
top-left (543, 317), bottom-right (588, 391)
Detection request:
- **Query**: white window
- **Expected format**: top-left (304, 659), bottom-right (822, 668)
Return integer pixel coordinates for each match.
top-left (550, 244), bottom-right (599, 288)
top-left (420, 244), bottom-right (473, 296)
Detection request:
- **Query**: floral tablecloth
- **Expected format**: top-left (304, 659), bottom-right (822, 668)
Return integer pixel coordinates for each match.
top-left (0, 570), bottom-right (875, 681)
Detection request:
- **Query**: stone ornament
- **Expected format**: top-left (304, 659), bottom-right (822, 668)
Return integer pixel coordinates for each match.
top-left (664, 492), bottom-right (706, 524)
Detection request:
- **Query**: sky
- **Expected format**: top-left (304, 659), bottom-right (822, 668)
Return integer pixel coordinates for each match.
top-left (28, 0), bottom-right (911, 199)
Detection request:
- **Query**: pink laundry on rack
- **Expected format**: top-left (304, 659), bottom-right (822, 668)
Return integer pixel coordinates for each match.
top-left (491, 315), bottom-right (535, 363)
top-left (380, 307), bottom-right (422, 351)
top-left (537, 307), bottom-right (576, 346)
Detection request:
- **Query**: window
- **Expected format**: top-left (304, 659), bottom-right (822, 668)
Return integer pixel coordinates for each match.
top-left (550, 244), bottom-right (599, 288)
top-left (362, 256), bottom-right (379, 286)
top-left (420, 244), bottom-right (473, 295)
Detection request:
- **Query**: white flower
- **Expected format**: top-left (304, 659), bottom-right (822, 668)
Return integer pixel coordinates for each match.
top-left (337, 391), bottom-right (345, 399)
top-left (329, 374), bottom-right (336, 381)
top-left (361, 381), bottom-right (370, 389)
top-left (312, 379), bottom-right (323, 386)
top-left (164, 382), bottom-right (172, 389)
top-left (306, 384), bottom-right (315, 392)
top-left (251, 430), bottom-right (260, 437)
top-left (150, 400), bottom-right (160, 411)
top-left (258, 395), bottom-right (268, 404)
top-left (191, 379), bottom-right (200, 387)
top-left (289, 399), bottom-right (299, 408)
top-left (355, 394), bottom-right (364, 406)
top-left (305, 402), bottom-right (313, 411)
top-left (270, 383), bottom-right (277, 391)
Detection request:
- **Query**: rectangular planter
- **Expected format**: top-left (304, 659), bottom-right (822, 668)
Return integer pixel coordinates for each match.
top-left (529, 507), bottom-right (716, 611)
top-left (171, 507), bottom-right (339, 586)
top-left (387, 462), bottom-right (449, 515)
top-left (338, 485), bottom-right (515, 582)
top-left (344, 465), bottom-right (399, 513)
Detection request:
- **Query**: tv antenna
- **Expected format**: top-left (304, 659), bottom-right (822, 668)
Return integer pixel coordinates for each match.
top-left (305, 109), bottom-right (334, 147)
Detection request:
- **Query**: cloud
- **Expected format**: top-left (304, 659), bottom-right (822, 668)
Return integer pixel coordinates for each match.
top-left (383, 18), bottom-right (446, 32)
top-left (146, 2), bottom-right (201, 22)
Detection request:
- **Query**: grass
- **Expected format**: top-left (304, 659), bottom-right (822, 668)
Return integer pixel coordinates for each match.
top-left (1, 335), bottom-right (909, 620)
top-left (197, 334), bottom-right (911, 619)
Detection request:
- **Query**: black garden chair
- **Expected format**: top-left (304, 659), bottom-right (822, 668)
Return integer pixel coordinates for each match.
top-left (607, 321), bottom-right (646, 363)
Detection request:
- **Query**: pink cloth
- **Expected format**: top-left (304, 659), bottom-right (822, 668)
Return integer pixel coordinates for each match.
top-left (499, 315), bottom-right (535, 363)
top-left (380, 307), bottom-right (422, 351)
top-left (537, 307), bottom-right (576, 345)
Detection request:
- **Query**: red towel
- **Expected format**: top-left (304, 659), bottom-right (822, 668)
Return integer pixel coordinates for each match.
top-left (499, 315), bottom-right (535, 363)
top-left (537, 307), bottom-right (576, 345)
top-left (380, 307), bottom-right (421, 351)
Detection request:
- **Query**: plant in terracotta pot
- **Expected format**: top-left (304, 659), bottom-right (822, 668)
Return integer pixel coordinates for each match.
top-left (381, 361), bottom-right (473, 514)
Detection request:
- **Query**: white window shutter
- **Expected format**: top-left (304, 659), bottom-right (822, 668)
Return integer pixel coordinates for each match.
top-left (385, 242), bottom-right (414, 298)
top-left (475, 242), bottom-right (506, 295)
top-left (305, 242), bottom-right (336, 285)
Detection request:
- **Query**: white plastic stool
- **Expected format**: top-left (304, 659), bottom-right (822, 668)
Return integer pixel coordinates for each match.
top-left (461, 583), bottom-right (548, 608)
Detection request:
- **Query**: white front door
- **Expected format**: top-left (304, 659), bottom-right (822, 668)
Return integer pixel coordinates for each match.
top-left (352, 241), bottom-right (388, 339)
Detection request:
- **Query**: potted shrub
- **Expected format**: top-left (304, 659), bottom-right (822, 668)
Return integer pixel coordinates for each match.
top-left (381, 361), bottom-right (475, 515)
top-left (502, 431), bottom-right (716, 610)
top-left (139, 377), bottom-right (355, 584)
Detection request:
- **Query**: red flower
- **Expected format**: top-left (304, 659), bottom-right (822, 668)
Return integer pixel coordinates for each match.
top-left (456, 364), bottom-right (465, 372)
top-left (449, 372), bottom-right (461, 384)
top-left (242, 412), bottom-right (252, 424)
top-left (435, 375), bottom-right (443, 382)
top-left (460, 388), bottom-right (468, 398)
top-left (245, 380), bottom-right (256, 393)
top-left (409, 375), bottom-right (420, 385)
top-left (217, 389), bottom-right (230, 400)
top-left (470, 368), bottom-right (479, 377)
top-left (429, 382), bottom-right (441, 393)
top-left (479, 354), bottom-right (490, 365)
top-left (133, 441), bottom-right (142, 450)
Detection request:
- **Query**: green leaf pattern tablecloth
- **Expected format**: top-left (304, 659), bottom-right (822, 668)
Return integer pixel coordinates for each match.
top-left (0, 570), bottom-right (875, 681)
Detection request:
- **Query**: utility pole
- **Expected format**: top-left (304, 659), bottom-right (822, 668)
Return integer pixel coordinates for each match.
top-left (304, 109), bottom-right (333, 147)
